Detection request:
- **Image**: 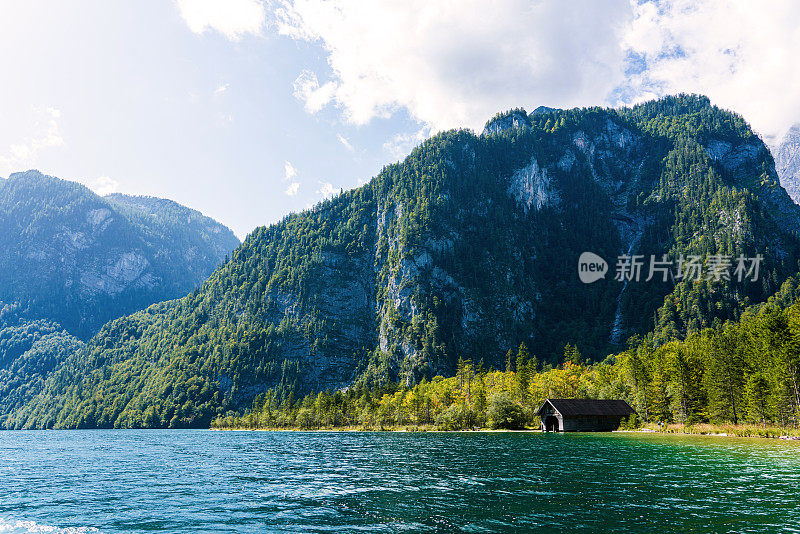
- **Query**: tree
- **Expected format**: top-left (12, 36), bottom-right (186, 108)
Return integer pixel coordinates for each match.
top-left (515, 343), bottom-right (532, 403)
top-left (665, 339), bottom-right (704, 424)
top-left (704, 328), bottom-right (745, 424)
top-left (564, 343), bottom-right (582, 366)
top-left (745, 372), bottom-right (772, 427)
top-left (487, 391), bottom-right (526, 429)
top-left (622, 339), bottom-right (652, 422)
top-left (505, 349), bottom-right (514, 373)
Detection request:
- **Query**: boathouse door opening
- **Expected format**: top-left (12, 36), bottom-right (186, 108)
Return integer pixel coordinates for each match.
top-left (544, 415), bottom-right (559, 432)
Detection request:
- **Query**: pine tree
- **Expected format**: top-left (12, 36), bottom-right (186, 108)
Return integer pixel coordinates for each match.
top-left (666, 339), bottom-right (705, 424)
top-left (505, 349), bottom-right (515, 373)
top-left (745, 372), bottom-right (772, 427)
top-left (516, 343), bottom-right (532, 402)
top-left (564, 343), bottom-right (582, 366)
top-left (704, 328), bottom-right (745, 424)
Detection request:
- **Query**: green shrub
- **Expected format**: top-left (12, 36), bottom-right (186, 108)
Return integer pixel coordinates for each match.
top-left (487, 392), bottom-right (526, 429)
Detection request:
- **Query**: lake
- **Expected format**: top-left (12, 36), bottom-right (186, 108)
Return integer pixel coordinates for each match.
top-left (0, 430), bottom-right (798, 533)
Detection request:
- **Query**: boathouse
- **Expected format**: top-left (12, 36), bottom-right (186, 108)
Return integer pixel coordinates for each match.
top-left (536, 399), bottom-right (635, 432)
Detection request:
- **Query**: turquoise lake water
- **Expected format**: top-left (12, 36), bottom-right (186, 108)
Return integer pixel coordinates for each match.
top-left (0, 430), bottom-right (798, 533)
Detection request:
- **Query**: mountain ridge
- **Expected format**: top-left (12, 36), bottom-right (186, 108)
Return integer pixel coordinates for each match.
top-left (4, 94), bottom-right (800, 429)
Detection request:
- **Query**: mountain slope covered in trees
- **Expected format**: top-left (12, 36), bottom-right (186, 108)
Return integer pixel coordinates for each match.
top-left (5, 95), bottom-right (800, 429)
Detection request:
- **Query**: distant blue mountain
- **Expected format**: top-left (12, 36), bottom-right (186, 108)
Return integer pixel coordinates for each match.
top-left (0, 170), bottom-right (239, 338)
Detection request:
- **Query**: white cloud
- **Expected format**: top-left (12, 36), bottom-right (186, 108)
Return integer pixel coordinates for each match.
top-left (383, 126), bottom-right (431, 161)
top-left (283, 161), bottom-right (300, 195)
top-left (623, 0), bottom-right (800, 140)
top-left (275, 0), bottom-right (800, 142)
top-left (276, 0), bottom-right (633, 131)
top-left (177, 0), bottom-right (266, 40)
top-left (317, 181), bottom-right (337, 198)
top-left (214, 83), bottom-right (229, 95)
top-left (90, 175), bottom-right (119, 196)
top-left (285, 182), bottom-right (300, 196)
top-left (337, 133), bottom-right (354, 152)
top-left (292, 70), bottom-right (337, 114)
top-left (284, 160), bottom-right (297, 181)
top-left (0, 107), bottom-right (64, 174)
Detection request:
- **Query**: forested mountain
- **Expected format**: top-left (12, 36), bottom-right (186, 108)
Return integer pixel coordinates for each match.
top-left (5, 95), bottom-right (800, 430)
top-left (0, 172), bottom-right (239, 420)
top-left (773, 124), bottom-right (800, 205)
top-left (0, 171), bottom-right (240, 338)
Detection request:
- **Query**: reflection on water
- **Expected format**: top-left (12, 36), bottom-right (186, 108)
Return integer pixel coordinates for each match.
top-left (0, 430), bottom-right (798, 533)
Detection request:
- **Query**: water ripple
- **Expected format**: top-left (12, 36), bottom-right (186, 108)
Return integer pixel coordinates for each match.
top-left (0, 431), bottom-right (798, 533)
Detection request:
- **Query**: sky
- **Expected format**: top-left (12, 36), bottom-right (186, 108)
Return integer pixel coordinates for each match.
top-left (1, 0), bottom-right (799, 240)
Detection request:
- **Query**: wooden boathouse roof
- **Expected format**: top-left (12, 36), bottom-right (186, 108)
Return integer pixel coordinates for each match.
top-left (536, 399), bottom-right (636, 417)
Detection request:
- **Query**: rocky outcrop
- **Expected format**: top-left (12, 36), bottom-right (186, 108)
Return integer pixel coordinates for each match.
top-left (79, 251), bottom-right (153, 295)
top-left (708, 137), bottom-right (800, 236)
top-left (482, 109), bottom-right (530, 136)
top-left (507, 157), bottom-right (559, 212)
top-left (772, 124), bottom-right (800, 205)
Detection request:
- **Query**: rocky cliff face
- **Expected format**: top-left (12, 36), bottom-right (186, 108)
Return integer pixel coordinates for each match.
top-left (0, 171), bottom-right (239, 338)
top-left (772, 124), bottom-right (800, 205)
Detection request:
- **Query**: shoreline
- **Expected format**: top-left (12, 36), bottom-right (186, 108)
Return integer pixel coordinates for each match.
top-left (209, 425), bottom-right (800, 441)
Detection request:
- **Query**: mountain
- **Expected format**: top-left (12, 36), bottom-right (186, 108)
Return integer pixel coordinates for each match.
top-left (772, 124), bottom-right (800, 204)
top-left (0, 170), bottom-right (240, 339)
top-left (5, 94), bottom-right (800, 430)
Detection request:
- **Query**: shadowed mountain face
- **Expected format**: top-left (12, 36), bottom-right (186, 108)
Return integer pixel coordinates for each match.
top-left (5, 95), bottom-right (800, 430)
top-left (0, 171), bottom-right (239, 338)
top-left (773, 124), bottom-right (800, 205)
